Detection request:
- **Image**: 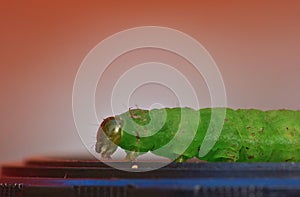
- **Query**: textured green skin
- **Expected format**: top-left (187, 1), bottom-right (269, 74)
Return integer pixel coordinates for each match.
top-left (116, 108), bottom-right (300, 162)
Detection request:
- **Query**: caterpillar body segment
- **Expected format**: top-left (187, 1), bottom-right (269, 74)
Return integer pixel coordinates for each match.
top-left (96, 108), bottom-right (300, 162)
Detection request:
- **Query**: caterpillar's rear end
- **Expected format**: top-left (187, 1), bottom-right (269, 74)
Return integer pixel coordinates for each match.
top-left (198, 109), bottom-right (300, 162)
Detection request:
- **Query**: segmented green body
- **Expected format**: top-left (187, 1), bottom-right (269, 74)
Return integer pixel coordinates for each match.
top-left (114, 108), bottom-right (300, 162)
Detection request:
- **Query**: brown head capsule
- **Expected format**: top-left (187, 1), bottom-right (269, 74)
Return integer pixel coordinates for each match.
top-left (95, 117), bottom-right (123, 158)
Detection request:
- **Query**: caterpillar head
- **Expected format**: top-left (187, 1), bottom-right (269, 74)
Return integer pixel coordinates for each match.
top-left (95, 117), bottom-right (123, 158)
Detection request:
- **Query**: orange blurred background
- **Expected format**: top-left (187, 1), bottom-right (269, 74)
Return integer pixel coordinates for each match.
top-left (1, 1), bottom-right (300, 163)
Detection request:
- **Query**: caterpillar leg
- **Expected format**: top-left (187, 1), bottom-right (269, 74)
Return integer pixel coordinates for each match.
top-left (175, 155), bottom-right (189, 163)
top-left (125, 150), bottom-right (140, 161)
top-left (186, 157), bottom-right (207, 163)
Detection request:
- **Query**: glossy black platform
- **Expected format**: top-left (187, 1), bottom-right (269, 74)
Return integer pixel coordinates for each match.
top-left (1, 156), bottom-right (300, 196)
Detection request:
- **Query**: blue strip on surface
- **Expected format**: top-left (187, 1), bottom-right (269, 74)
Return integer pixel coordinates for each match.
top-left (54, 178), bottom-right (300, 188)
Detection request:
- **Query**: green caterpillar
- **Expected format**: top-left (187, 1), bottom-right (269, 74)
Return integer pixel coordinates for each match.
top-left (95, 108), bottom-right (300, 162)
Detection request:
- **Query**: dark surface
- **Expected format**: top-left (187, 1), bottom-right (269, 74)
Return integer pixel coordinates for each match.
top-left (1, 156), bottom-right (300, 196)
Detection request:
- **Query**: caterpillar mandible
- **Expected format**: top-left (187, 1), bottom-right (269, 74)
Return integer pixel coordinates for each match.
top-left (95, 108), bottom-right (300, 162)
